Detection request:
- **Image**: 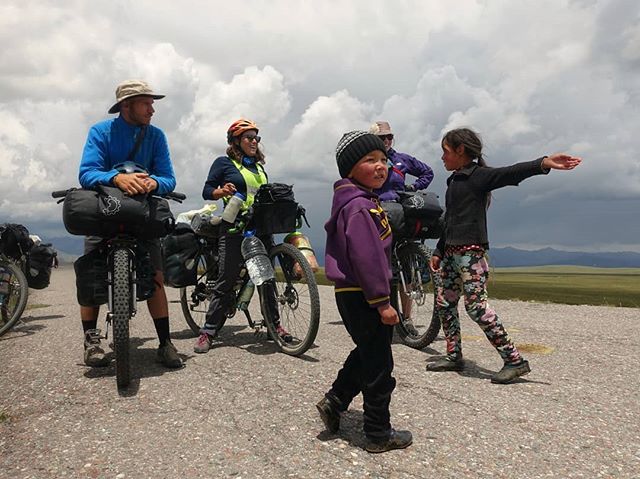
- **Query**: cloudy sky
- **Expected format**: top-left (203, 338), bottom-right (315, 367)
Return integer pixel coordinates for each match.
top-left (1, 0), bottom-right (639, 257)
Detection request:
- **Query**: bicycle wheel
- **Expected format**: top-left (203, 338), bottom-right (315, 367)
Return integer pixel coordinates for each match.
top-left (112, 248), bottom-right (131, 388)
top-left (0, 260), bottom-right (29, 336)
top-left (266, 243), bottom-right (320, 356)
top-left (180, 253), bottom-right (211, 336)
top-left (394, 242), bottom-right (440, 349)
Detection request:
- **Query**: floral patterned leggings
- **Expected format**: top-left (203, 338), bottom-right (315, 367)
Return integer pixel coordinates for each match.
top-left (437, 248), bottom-right (524, 365)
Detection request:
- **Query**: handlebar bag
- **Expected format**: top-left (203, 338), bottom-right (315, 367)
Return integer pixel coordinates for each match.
top-left (62, 187), bottom-right (174, 239)
top-left (143, 196), bottom-right (175, 239)
top-left (26, 243), bottom-right (58, 290)
top-left (63, 186), bottom-right (149, 237)
top-left (251, 183), bottom-right (299, 235)
top-left (398, 191), bottom-right (443, 224)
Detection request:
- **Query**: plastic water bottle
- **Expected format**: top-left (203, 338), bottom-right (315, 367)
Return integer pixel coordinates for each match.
top-left (241, 233), bottom-right (274, 286)
top-left (221, 192), bottom-right (245, 223)
top-left (236, 279), bottom-right (255, 310)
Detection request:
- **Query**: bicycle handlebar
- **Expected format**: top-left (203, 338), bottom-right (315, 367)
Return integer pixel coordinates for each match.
top-left (164, 191), bottom-right (186, 202)
top-left (51, 190), bottom-right (69, 199)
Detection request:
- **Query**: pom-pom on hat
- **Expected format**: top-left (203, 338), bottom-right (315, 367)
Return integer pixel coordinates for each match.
top-left (335, 131), bottom-right (386, 178)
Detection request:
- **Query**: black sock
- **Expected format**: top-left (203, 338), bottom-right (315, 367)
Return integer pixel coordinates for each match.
top-left (82, 319), bottom-right (98, 333)
top-left (153, 317), bottom-right (171, 346)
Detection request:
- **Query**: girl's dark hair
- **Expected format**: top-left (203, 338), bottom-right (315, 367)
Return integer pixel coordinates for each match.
top-left (441, 128), bottom-right (488, 167)
top-left (442, 128), bottom-right (492, 206)
top-left (226, 140), bottom-right (266, 164)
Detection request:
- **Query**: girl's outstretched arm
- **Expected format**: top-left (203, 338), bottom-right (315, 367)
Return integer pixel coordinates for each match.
top-left (542, 154), bottom-right (582, 170)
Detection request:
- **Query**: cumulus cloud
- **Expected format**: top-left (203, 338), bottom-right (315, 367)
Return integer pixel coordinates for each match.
top-left (0, 0), bottom-right (638, 253)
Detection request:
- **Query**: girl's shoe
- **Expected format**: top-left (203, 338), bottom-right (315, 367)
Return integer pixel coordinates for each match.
top-left (426, 356), bottom-right (464, 372)
top-left (491, 360), bottom-right (530, 384)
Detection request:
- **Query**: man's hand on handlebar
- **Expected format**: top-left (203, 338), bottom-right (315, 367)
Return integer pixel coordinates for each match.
top-left (113, 173), bottom-right (154, 195)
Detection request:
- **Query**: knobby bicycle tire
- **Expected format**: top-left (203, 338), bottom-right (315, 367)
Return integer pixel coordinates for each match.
top-left (0, 260), bottom-right (29, 336)
top-left (394, 242), bottom-right (440, 349)
top-left (265, 243), bottom-right (320, 356)
top-left (112, 248), bottom-right (131, 388)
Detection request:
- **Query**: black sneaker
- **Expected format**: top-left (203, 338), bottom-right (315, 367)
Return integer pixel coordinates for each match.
top-left (83, 329), bottom-right (109, 367)
top-left (365, 429), bottom-right (413, 453)
top-left (316, 396), bottom-right (340, 433)
top-left (426, 356), bottom-right (464, 372)
top-left (157, 341), bottom-right (183, 368)
top-left (491, 360), bottom-right (530, 384)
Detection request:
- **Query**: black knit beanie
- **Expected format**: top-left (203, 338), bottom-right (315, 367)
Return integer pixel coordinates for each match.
top-left (335, 131), bottom-right (386, 178)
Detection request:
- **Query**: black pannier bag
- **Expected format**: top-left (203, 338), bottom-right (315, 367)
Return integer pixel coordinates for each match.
top-left (162, 226), bottom-right (200, 288)
top-left (135, 244), bottom-right (156, 302)
top-left (0, 223), bottom-right (33, 260)
top-left (74, 247), bottom-right (109, 307)
top-left (74, 244), bottom-right (156, 306)
top-left (382, 195), bottom-right (445, 240)
top-left (26, 243), bottom-right (58, 290)
top-left (250, 183), bottom-right (300, 235)
top-left (398, 191), bottom-right (444, 222)
top-left (62, 186), bottom-right (174, 239)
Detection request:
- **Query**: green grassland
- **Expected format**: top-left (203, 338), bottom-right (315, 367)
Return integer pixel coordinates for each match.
top-left (312, 266), bottom-right (640, 308)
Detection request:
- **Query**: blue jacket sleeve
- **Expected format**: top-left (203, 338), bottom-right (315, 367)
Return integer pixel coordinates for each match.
top-left (78, 125), bottom-right (119, 188)
top-left (148, 130), bottom-right (176, 195)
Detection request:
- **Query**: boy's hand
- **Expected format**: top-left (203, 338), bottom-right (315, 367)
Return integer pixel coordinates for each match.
top-left (377, 304), bottom-right (399, 325)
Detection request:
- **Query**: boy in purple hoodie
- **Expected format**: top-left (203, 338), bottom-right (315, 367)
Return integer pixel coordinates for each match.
top-left (317, 131), bottom-right (412, 453)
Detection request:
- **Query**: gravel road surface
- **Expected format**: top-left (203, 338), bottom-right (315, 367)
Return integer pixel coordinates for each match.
top-left (1, 266), bottom-right (638, 479)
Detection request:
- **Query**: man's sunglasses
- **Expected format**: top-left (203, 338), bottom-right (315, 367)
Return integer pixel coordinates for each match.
top-left (378, 134), bottom-right (394, 141)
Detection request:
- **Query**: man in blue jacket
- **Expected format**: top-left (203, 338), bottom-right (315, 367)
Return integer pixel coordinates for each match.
top-left (78, 80), bottom-right (182, 369)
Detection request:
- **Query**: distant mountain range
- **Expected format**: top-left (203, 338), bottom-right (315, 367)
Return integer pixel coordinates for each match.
top-left (488, 247), bottom-right (640, 268)
top-left (48, 235), bottom-right (640, 268)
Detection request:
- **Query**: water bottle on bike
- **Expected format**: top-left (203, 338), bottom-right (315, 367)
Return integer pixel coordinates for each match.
top-left (241, 232), bottom-right (274, 285)
top-left (221, 192), bottom-right (246, 223)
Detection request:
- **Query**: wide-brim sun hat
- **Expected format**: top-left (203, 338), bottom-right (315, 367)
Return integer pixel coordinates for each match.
top-left (108, 79), bottom-right (165, 114)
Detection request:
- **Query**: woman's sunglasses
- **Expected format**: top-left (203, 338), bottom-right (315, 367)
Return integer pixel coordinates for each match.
top-left (379, 134), bottom-right (394, 141)
top-left (241, 134), bottom-right (261, 143)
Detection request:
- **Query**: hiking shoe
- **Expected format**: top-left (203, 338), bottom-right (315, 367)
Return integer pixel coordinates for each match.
top-left (84, 329), bottom-right (109, 367)
top-left (157, 341), bottom-right (183, 368)
top-left (316, 396), bottom-right (341, 433)
top-left (194, 332), bottom-right (217, 353)
top-left (275, 324), bottom-right (293, 343)
top-left (365, 429), bottom-right (413, 454)
top-left (426, 356), bottom-right (464, 372)
top-left (491, 360), bottom-right (531, 384)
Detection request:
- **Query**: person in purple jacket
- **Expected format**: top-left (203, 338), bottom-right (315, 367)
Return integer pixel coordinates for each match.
top-left (316, 131), bottom-right (412, 454)
top-left (369, 121), bottom-right (434, 201)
